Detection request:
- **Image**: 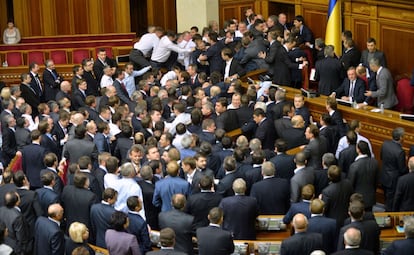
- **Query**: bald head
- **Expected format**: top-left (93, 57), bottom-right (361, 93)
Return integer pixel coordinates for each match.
top-left (171, 193), bottom-right (186, 210)
top-left (292, 115), bottom-right (304, 128)
top-left (292, 213), bottom-right (308, 232)
top-left (60, 80), bottom-right (71, 92)
top-left (48, 203), bottom-right (64, 220)
top-left (343, 227), bottom-right (361, 247)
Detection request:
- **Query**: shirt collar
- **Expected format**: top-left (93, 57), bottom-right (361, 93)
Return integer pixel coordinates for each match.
top-left (48, 217), bottom-right (61, 227)
top-left (294, 166), bottom-right (305, 174)
top-left (355, 154), bottom-right (368, 161)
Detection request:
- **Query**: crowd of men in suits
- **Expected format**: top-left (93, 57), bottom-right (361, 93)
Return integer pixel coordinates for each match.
top-left (0, 8), bottom-right (413, 255)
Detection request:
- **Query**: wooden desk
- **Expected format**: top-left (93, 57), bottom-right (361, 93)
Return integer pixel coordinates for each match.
top-left (281, 86), bottom-right (414, 162)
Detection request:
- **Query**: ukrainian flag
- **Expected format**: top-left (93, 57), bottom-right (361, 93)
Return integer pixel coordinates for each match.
top-left (325, 0), bottom-right (341, 56)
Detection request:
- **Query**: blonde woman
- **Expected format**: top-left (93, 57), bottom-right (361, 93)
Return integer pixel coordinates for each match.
top-left (65, 222), bottom-right (95, 255)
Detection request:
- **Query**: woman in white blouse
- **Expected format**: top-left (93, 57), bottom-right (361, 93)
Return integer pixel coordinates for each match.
top-left (3, 21), bottom-right (21, 44)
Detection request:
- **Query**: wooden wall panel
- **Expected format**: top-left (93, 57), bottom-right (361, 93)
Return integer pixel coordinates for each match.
top-left (219, 0), bottom-right (254, 27)
top-left (147, 0), bottom-right (177, 31)
top-left (352, 19), bottom-right (369, 52)
top-left (302, 8), bottom-right (327, 40)
top-left (381, 25), bottom-right (414, 76)
top-left (0, 1), bottom-right (8, 36)
top-left (11, 0), bottom-right (130, 36)
top-left (72, 0), bottom-right (89, 34)
top-left (29, 0), bottom-right (42, 36)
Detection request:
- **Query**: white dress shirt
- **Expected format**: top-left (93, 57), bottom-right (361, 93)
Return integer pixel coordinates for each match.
top-left (133, 32), bottom-right (160, 56)
top-left (151, 36), bottom-right (192, 63)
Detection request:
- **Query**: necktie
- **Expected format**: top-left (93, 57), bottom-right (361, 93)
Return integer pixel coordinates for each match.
top-left (121, 82), bottom-right (127, 92)
top-left (349, 81), bottom-right (354, 98)
top-left (51, 70), bottom-right (57, 80)
top-left (35, 75), bottom-right (42, 94)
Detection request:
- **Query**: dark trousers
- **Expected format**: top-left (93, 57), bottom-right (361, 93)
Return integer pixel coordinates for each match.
top-left (129, 49), bottom-right (150, 69)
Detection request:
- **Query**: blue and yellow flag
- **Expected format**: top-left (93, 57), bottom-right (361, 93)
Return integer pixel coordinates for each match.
top-left (325, 0), bottom-right (341, 56)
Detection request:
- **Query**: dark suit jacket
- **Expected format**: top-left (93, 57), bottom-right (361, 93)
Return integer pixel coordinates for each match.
top-left (185, 191), bottom-right (222, 229)
top-left (138, 179), bottom-right (160, 230)
top-left (42, 69), bottom-right (61, 102)
top-left (319, 126), bottom-right (339, 154)
top-left (40, 168), bottom-right (64, 196)
top-left (0, 183), bottom-right (16, 207)
top-left (21, 143), bottom-right (46, 188)
top-left (341, 47), bottom-right (361, 72)
top-left (348, 156), bottom-right (379, 208)
top-left (40, 134), bottom-right (60, 156)
top-left (93, 57), bottom-right (117, 84)
top-left (274, 117), bottom-right (292, 138)
top-left (272, 45), bottom-right (299, 86)
top-left (282, 127), bottom-right (308, 150)
top-left (72, 89), bottom-right (86, 110)
top-left (35, 187), bottom-right (59, 216)
top-left (29, 72), bottom-right (44, 102)
top-left (34, 216), bottom-right (64, 255)
top-left (269, 153), bottom-right (295, 180)
top-left (61, 185), bottom-right (97, 231)
top-left (308, 215), bottom-right (338, 254)
top-left (114, 137), bottom-right (134, 162)
top-left (90, 202), bottom-right (116, 248)
top-left (127, 211), bottom-right (152, 255)
top-left (1, 127), bottom-right (17, 164)
top-left (86, 107), bottom-right (99, 122)
top-left (315, 56), bottom-right (343, 95)
top-left (313, 168), bottom-right (330, 196)
top-left (338, 145), bottom-right (358, 176)
top-left (197, 225), bottom-right (234, 255)
top-left (283, 200), bottom-right (311, 224)
top-left (251, 177), bottom-right (290, 214)
top-left (254, 118), bottom-right (276, 150)
top-left (380, 140), bottom-right (406, 189)
top-left (0, 206), bottom-right (31, 254)
top-left (105, 229), bottom-right (140, 255)
top-left (382, 238), bottom-right (414, 255)
top-left (224, 58), bottom-right (246, 78)
top-left (82, 70), bottom-right (100, 96)
top-left (20, 83), bottom-right (40, 116)
top-left (321, 179), bottom-right (354, 228)
top-left (280, 232), bottom-right (323, 255)
top-left (335, 78), bottom-right (366, 103)
top-left (113, 79), bottom-right (133, 108)
top-left (16, 188), bottom-right (43, 238)
top-left (216, 172), bottom-right (237, 198)
top-left (55, 90), bottom-right (71, 102)
top-left (393, 172), bottom-right (414, 211)
top-left (159, 209), bottom-right (195, 255)
top-left (215, 109), bottom-right (239, 132)
top-left (331, 110), bottom-right (348, 137)
top-left (219, 195), bottom-right (258, 240)
top-left (337, 220), bottom-right (380, 254)
top-left (205, 41), bottom-right (225, 74)
top-left (198, 131), bottom-right (215, 145)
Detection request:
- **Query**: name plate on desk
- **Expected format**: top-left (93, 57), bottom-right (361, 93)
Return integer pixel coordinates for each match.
top-left (336, 98), bottom-right (353, 106)
top-left (257, 217), bottom-right (286, 231)
top-left (301, 88), bottom-right (319, 98)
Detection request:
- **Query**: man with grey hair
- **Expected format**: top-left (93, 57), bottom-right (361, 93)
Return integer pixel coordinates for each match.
top-left (43, 59), bottom-right (62, 102)
top-left (250, 161), bottom-right (290, 214)
top-left (137, 165), bottom-right (160, 230)
top-left (380, 127), bottom-right (406, 211)
top-left (383, 216), bottom-right (414, 255)
top-left (363, 57), bottom-right (398, 109)
top-left (314, 153), bottom-right (336, 196)
top-left (114, 162), bottom-right (145, 219)
top-left (332, 227), bottom-right (373, 255)
top-left (393, 156), bottom-right (414, 211)
top-left (315, 45), bottom-right (343, 95)
top-left (219, 178), bottom-right (258, 240)
top-left (281, 213), bottom-right (323, 255)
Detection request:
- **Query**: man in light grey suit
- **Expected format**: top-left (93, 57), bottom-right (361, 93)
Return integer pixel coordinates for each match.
top-left (364, 58), bottom-right (398, 109)
top-left (291, 152), bottom-right (315, 203)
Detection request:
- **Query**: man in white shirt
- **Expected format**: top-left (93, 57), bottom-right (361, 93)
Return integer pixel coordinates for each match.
top-left (336, 119), bottom-right (374, 158)
top-left (130, 26), bottom-right (164, 69)
top-left (99, 65), bottom-right (114, 89)
top-left (151, 31), bottom-right (193, 69)
top-left (177, 31), bottom-right (196, 69)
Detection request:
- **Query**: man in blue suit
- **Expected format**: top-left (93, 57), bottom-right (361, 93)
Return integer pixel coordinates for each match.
top-left (307, 199), bottom-right (337, 254)
top-left (383, 216), bottom-right (414, 255)
top-left (283, 184), bottom-right (314, 224)
top-left (153, 161), bottom-right (191, 212)
top-left (21, 129), bottom-right (46, 190)
top-left (127, 195), bottom-right (152, 255)
top-left (90, 187), bottom-right (117, 248)
top-left (34, 203), bottom-right (65, 255)
top-left (35, 171), bottom-right (59, 216)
